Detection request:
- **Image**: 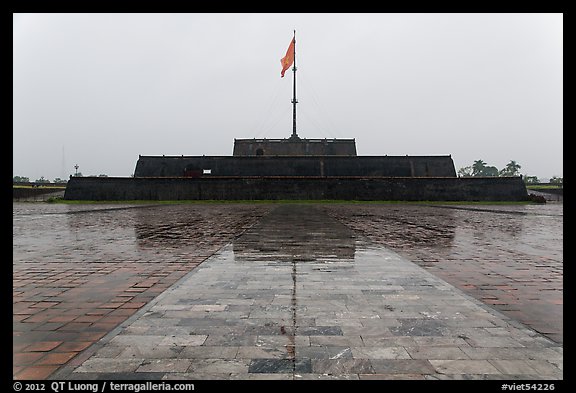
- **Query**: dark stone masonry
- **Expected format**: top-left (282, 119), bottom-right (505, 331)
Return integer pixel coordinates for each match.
top-left (134, 155), bottom-right (457, 178)
top-left (232, 137), bottom-right (357, 157)
top-left (65, 176), bottom-right (527, 202)
top-left (64, 136), bottom-right (528, 201)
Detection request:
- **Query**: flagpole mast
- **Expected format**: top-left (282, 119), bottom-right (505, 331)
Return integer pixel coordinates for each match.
top-left (291, 30), bottom-right (298, 138)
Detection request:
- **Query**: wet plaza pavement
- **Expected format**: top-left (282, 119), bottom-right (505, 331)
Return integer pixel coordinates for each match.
top-left (320, 203), bottom-right (563, 344)
top-left (13, 203), bottom-right (274, 379)
top-left (13, 202), bottom-right (562, 380)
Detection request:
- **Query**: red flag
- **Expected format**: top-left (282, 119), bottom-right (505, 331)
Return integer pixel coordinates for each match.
top-left (280, 38), bottom-right (295, 78)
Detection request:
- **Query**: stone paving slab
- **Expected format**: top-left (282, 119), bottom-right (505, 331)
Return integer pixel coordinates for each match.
top-left (51, 205), bottom-right (562, 380)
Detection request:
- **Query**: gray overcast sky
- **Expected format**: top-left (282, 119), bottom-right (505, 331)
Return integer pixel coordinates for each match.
top-left (13, 13), bottom-right (563, 181)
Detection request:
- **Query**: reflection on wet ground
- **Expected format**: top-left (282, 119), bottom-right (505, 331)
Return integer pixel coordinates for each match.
top-left (231, 205), bottom-right (358, 375)
top-left (320, 203), bottom-right (563, 344)
top-left (13, 203), bottom-right (273, 380)
top-left (52, 204), bottom-right (562, 380)
top-left (233, 205), bottom-right (356, 262)
top-left (132, 205), bottom-right (267, 250)
top-left (13, 202), bottom-right (562, 380)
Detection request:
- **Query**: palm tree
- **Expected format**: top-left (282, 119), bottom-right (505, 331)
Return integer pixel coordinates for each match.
top-left (472, 160), bottom-right (487, 176)
top-left (499, 160), bottom-right (521, 176)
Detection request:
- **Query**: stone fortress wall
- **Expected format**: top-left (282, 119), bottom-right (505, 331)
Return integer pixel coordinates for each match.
top-left (134, 155), bottom-right (457, 178)
top-left (64, 137), bottom-right (528, 201)
top-left (64, 176), bottom-right (527, 201)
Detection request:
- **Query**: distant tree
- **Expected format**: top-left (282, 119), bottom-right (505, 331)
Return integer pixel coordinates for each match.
top-left (499, 160), bottom-right (522, 177)
top-left (472, 160), bottom-right (487, 177)
top-left (73, 172), bottom-right (83, 177)
top-left (457, 166), bottom-right (473, 177)
top-left (524, 175), bottom-right (540, 184)
top-left (13, 176), bottom-right (30, 183)
top-left (98, 174), bottom-right (108, 177)
top-left (471, 160), bottom-right (499, 176)
top-left (35, 176), bottom-right (50, 183)
top-left (53, 178), bottom-right (68, 184)
top-left (482, 166), bottom-right (499, 177)
top-left (549, 176), bottom-right (563, 186)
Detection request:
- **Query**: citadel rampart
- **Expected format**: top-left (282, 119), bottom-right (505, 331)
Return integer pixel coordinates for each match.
top-left (232, 138), bottom-right (357, 156)
top-left (64, 135), bottom-right (528, 201)
top-left (64, 176), bottom-right (527, 201)
top-left (134, 155), bottom-right (457, 178)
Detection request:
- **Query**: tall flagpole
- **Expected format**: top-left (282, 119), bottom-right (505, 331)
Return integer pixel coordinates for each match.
top-left (291, 30), bottom-right (298, 138)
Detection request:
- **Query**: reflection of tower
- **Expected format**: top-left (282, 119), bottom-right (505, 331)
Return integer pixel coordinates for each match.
top-left (232, 205), bottom-right (356, 262)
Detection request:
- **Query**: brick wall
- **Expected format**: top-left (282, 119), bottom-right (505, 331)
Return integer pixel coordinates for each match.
top-left (64, 176), bottom-right (527, 201)
top-left (134, 155), bottom-right (457, 178)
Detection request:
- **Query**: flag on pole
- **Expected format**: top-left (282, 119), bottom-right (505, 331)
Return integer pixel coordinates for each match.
top-left (280, 38), bottom-right (295, 78)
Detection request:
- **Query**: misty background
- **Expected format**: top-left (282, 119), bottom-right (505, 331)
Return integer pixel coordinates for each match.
top-left (13, 13), bottom-right (563, 181)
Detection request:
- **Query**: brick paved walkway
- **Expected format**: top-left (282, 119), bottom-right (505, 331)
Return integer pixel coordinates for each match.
top-left (13, 202), bottom-right (562, 380)
top-left (13, 203), bottom-right (273, 379)
top-left (50, 205), bottom-right (562, 380)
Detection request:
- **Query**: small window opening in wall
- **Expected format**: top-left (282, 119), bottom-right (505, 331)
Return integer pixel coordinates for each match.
top-left (203, 169), bottom-right (212, 175)
top-left (256, 148), bottom-right (264, 156)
